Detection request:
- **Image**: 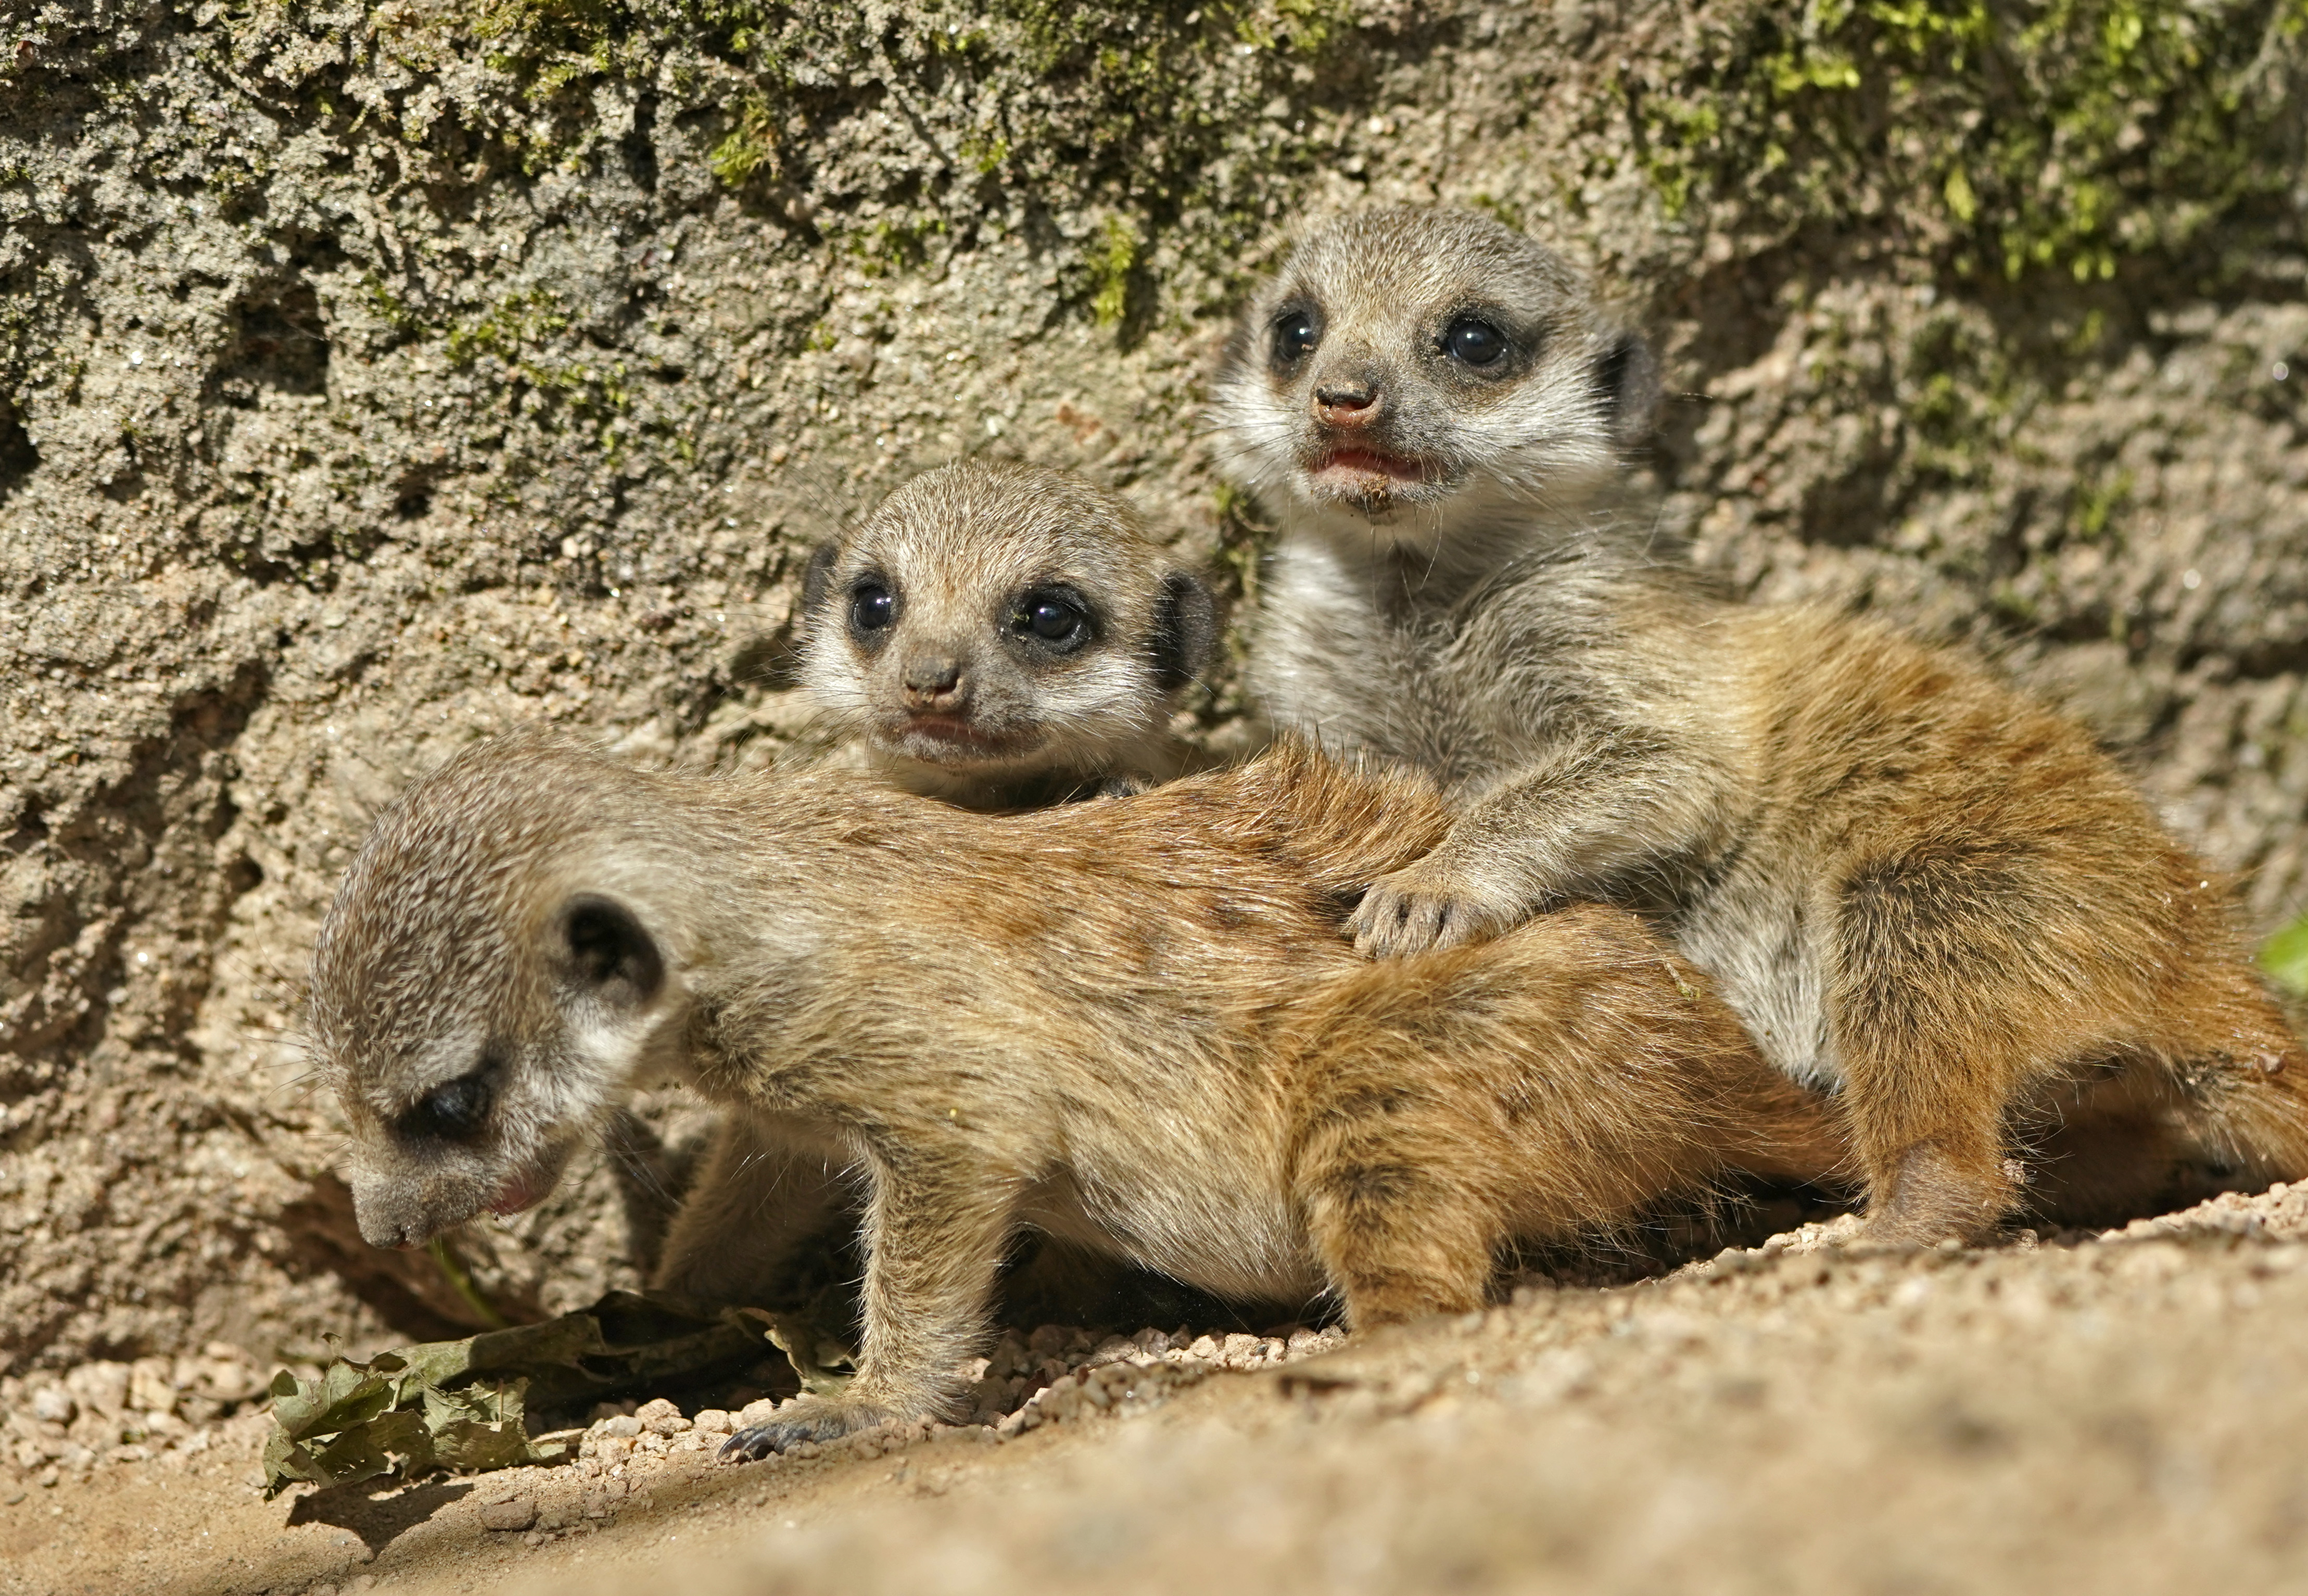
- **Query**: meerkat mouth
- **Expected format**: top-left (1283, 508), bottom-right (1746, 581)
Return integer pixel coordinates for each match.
top-left (885, 714), bottom-right (1041, 762)
top-left (1306, 447), bottom-right (1430, 500)
top-left (485, 1162), bottom-right (558, 1217)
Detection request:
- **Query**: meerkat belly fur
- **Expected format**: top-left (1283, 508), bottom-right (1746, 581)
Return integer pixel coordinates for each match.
top-left (1211, 205), bottom-right (2308, 1245)
top-left (310, 728), bottom-right (1835, 1456)
top-left (797, 458), bottom-right (1217, 810)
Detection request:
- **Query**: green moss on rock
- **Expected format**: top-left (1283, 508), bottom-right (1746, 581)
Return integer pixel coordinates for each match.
top-left (1626, 0), bottom-right (2307, 282)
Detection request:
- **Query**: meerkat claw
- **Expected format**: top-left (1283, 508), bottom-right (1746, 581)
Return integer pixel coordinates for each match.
top-left (1350, 871), bottom-right (1499, 959)
top-left (719, 1399), bottom-right (893, 1461)
top-left (718, 1426), bottom-right (784, 1462)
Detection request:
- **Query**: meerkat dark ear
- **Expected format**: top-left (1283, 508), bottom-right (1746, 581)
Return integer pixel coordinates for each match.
top-left (560, 894), bottom-right (664, 1008)
top-left (1593, 330), bottom-right (1660, 451)
top-left (800, 540), bottom-right (841, 627)
top-left (1150, 569), bottom-right (1220, 693)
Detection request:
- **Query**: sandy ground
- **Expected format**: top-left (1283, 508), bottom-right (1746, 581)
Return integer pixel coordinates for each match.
top-left (8, 1185), bottom-right (2308, 1596)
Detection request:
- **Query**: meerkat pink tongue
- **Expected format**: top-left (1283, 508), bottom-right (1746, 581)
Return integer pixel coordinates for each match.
top-left (488, 1170), bottom-right (549, 1216)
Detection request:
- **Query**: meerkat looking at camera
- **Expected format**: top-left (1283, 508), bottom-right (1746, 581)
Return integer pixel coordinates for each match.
top-left (309, 728), bottom-right (1841, 1458)
top-left (796, 459), bottom-right (1218, 810)
top-left (742, 459), bottom-right (1218, 1310)
top-left (1210, 205), bottom-right (2308, 1245)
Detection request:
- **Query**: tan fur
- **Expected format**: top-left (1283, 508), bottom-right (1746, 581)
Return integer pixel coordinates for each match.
top-left (309, 729), bottom-right (1837, 1454)
top-left (1212, 206), bottom-right (2308, 1243)
top-left (796, 459), bottom-right (1218, 810)
top-left (765, 459), bottom-right (1220, 1305)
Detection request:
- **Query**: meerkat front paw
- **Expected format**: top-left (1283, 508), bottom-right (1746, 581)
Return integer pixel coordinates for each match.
top-left (1348, 860), bottom-right (1519, 959)
top-left (719, 1395), bottom-right (896, 1461)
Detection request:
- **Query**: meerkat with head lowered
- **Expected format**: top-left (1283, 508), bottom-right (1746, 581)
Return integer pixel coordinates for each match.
top-left (310, 728), bottom-right (1838, 1456)
top-left (797, 459), bottom-right (1218, 809)
top-left (1211, 205), bottom-right (2308, 1245)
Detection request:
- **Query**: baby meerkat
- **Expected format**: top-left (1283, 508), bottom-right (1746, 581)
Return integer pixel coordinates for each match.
top-left (796, 459), bottom-right (1218, 809)
top-left (1211, 205), bottom-right (2308, 1245)
top-left (309, 728), bottom-right (1837, 1456)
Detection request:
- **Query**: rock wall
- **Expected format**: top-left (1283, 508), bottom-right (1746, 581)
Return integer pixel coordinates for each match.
top-left (2, 0), bottom-right (2303, 1372)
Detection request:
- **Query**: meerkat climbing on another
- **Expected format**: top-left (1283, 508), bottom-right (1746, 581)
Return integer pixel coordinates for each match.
top-left (309, 728), bottom-right (1840, 1457)
top-left (796, 459), bottom-right (1218, 809)
top-left (1210, 205), bottom-right (2308, 1245)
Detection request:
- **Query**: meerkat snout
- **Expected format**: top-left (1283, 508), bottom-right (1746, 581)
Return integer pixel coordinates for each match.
top-left (841, 569), bottom-right (979, 715)
top-left (898, 652), bottom-right (968, 711)
top-left (798, 458), bottom-right (1218, 809)
top-left (1211, 206), bottom-right (1656, 529)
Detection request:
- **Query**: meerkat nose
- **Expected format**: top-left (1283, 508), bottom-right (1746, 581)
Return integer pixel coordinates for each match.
top-left (1314, 378), bottom-right (1381, 426)
top-left (353, 1208), bottom-right (423, 1250)
top-left (901, 654), bottom-right (968, 708)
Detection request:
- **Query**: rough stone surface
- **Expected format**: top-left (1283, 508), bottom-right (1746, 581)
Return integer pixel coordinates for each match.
top-left (2, 0), bottom-right (2304, 1373)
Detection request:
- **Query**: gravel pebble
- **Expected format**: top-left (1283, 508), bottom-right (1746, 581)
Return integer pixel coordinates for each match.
top-left (636, 1398), bottom-right (689, 1435)
top-left (477, 1497), bottom-right (538, 1532)
top-left (1085, 1336), bottom-right (1137, 1366)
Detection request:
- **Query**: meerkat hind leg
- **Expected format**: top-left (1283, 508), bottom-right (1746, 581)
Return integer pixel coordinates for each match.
top-left (1829, 856), bottom-right (2105, 1245)
top-left (1828, 1014), bottom-right (2025, 1245)
top-left (2027, 969), bottom-right (2308, 1226)
top-left (1292, 908), bottom-right (1808, 1326)
top-left (1295, 1087), bottom-right (1501, 1327)
top-left (1833, 850), bottom-right (2308, 1243)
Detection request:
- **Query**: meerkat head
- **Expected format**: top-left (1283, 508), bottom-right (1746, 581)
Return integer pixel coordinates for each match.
top-left (307, 732), bottom-right (694, 1251)
top-left (1209, 207), bottom-right (1656, 540)
top-left (797, 459), bottom-right (1216, 799)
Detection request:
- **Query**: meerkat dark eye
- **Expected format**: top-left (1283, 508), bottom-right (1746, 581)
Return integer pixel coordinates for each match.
top-left (401, 1070), bottom-right (493, 1142)
top-left (1270, 308), bottom-right (1322, 369)
top-left (848, 582), bottom-right (896, 639)
top-left (1443, 317), bottom-right (1508, 368)
top-left (1010, 588), bottom-right (1091, 652)
top-left (1030, 601), bottom-right (1080, 642)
